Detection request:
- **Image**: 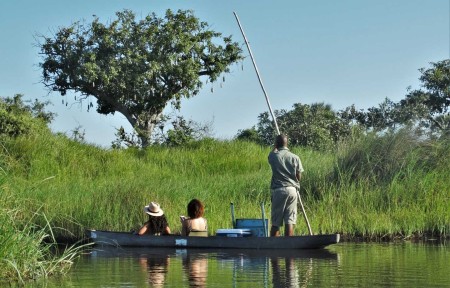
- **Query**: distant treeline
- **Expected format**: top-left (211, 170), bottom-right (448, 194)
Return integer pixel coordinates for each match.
top-left (237, 60), bottom-right (450, 150)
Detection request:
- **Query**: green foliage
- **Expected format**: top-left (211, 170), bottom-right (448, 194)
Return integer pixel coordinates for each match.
top-left (256, 102), bottom-right (353, 150)
top-left (112, 115), bottom-right (213, 148)
top-left (1, 124), bottom-right (448, 240)
top-left (235, 127), bottom-right (261, 144)
top-left (38, 9), bottom-right (243, 147)
top-left (343, 59), bottom-right (450, 137)
top-left (111, 126), bottom-right (141, 149)
top-left (0, 108), bottom-right (31, 137)
top-left (0, 186), bottom-right (84, 283)
top-left (339, 98), bottom-right (399, 132)
top-left (166, 124), bottom-right (195, 147)
top-left (0, 94), bottom-right (54, 138)
top-left (333, 129), bottom-right (423, 184)
top-left (398, 60), bottom-right (450, 137)
top-left (416, 59), bottom-right (450, 114)
top-left (0, 97), bottom-right (447, 240)
top-left (163, 116), bottom-right (213, 147)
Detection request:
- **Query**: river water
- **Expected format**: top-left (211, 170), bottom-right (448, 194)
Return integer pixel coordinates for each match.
top-left (43, 241), bottom-right (447, 287)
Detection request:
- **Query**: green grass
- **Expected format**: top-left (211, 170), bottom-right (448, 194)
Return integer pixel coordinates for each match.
top-left (0, 190), bottom-right (86, 284)
top-left (1, 126), bottom-right (449, 245)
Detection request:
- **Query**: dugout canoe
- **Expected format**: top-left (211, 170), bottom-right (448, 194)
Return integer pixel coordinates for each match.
top-left (87, 230), bottom-right (340, 249)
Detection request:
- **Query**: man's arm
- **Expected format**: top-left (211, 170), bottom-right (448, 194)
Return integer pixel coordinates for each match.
top-left (296, 171), bottom-right (301, 182)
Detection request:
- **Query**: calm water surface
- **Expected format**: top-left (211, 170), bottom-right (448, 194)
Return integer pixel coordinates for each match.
top-left (44, 241), bottom-right (448, 287)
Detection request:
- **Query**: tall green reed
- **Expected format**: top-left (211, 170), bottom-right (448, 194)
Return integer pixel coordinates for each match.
top-left (1, 128), bottom-right (448, 240)
top-left (0, 193), bottom-right (86, 284)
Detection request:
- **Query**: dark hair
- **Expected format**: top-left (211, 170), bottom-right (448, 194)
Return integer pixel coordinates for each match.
top-left (146, 215), bottom-right (169, 234)
top-left (187, 199), bottom-right (204, 219)
top-left (275, 134), bottom-right (288, 149)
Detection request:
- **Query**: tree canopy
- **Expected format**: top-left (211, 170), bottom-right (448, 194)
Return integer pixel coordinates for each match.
top-left (345, 60), bottom-right (450, 138)
top-left (237, 102), bottom-right (352, 150)
top-left (38, 9), bottom-right (243, 147)
top-left (237, 59), bottom-right (450, 148)
top-left (399, 59), bottom-right (450, 137)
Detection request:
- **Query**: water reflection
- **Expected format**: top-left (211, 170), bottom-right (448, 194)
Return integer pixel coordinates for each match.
top-left (139, 256), bottom-right (169, 287)
top-left (182, 251), bottom-right (208, 287)
top-left (47, 242), bottom-right (448, 287)
top-left (89, 247), bottom-right (337, 287)
top-left (271, 257), bottom-right (297, 288)
top-left (215, 249), bottom-right (335, 287)
top-left (271, 257), bottom-right (315, 288)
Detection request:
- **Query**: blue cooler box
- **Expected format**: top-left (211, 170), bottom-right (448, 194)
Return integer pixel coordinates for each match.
top-left (235, 219), bottom-right (268, 237)
top-left (216, 229), bottom-right (252, 237)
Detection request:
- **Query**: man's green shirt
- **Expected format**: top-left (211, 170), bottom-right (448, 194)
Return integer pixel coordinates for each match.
top-left (268, 147), bottom-right (304, 189)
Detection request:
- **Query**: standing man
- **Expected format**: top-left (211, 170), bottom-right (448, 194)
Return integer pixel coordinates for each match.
top-left (268, 134), bottom-right (304, 236)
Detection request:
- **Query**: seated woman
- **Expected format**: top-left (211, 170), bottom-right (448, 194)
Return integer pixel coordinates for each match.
top-left (138, 202), bottom-right (171, 235)
top-left (181, 199), bottom-right (208, 236)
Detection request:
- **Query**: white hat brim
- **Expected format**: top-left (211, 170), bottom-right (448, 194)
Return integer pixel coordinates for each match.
top-left (144, 205), bottom-right (164, 216)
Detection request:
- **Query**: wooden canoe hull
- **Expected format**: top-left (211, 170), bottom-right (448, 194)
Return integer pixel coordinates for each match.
top-left (88, 230), bottom-right (340, 249)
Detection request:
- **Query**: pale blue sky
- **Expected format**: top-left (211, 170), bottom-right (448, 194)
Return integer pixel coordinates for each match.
top-left (1, 0), bottom-right (449, 147)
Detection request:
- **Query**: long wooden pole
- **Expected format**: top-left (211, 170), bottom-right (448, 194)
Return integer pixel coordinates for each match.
top-left (230, 202), bottom-right (235, 228)
top-left (233, 12), bottom-right (313, 235)
top-left (260, 202), bottom-right (268, 237)
top-left (297, 190), bottom-right (313, 235)
top-left (233, 12), bottom-right (280, 135)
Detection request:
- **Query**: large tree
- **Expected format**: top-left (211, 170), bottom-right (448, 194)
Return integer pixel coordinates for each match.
top-left (38, 9), bottom-right (243, 147)
top-left (343, 60), bottom-right (450, 138)
top-left (398, 59), bottom-right (450, 137)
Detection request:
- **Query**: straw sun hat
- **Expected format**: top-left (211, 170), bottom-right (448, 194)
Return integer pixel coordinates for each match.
top-left (144, 202), bottom-right (164, 216)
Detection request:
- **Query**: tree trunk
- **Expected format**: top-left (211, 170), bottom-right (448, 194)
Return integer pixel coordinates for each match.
top-left (135, 111), bottom-right (163, 148)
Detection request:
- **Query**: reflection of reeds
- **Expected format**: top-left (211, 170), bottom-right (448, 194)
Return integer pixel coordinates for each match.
top-left (1, 126), bottom-right (448, 246)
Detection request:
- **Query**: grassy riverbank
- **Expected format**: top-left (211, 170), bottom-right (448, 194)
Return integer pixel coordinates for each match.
top-left (1, 125), bottom-right (448, 242)
top-left (0, 192), bottom-right (83, 284)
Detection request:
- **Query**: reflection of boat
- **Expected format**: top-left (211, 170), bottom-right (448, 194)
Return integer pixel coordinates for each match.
top-left (210, 248), bottom-right (338, 261)
top-left (89, 246), bottom-right (338, 261)
top-left (87, 246), bottom-right (338, 287)
top-left (87, 230), bottom-right (339, 249)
